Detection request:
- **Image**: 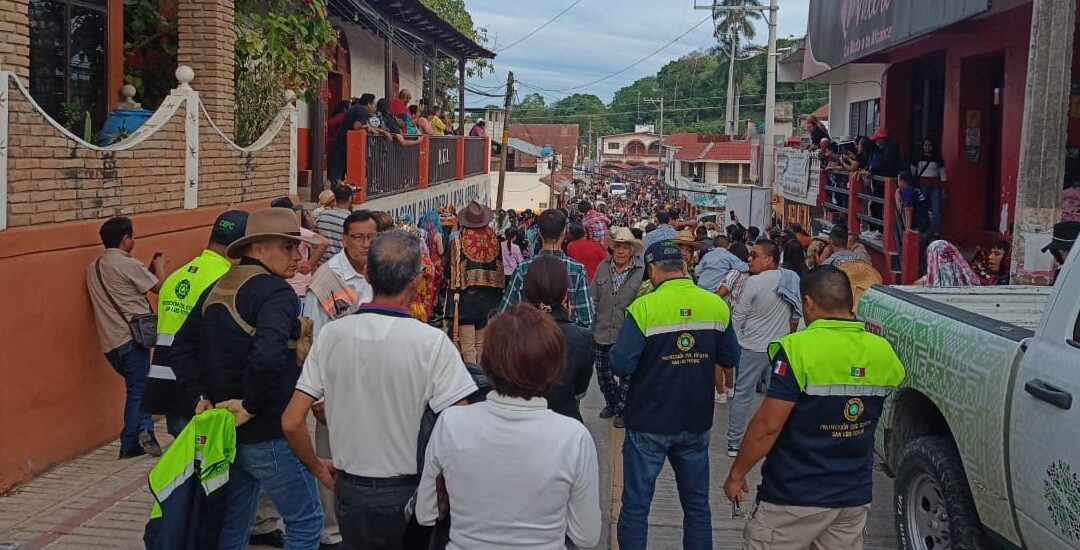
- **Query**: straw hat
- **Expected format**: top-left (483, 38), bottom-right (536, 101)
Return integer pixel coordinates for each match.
top-left (673, 228), bottom-right (703, 249)
top-left (838, 260), bottom-right (883, 309)
top-left (225, 207), bottom-right (321, 259)
top-left (609, 226), bottom-right (644, 256)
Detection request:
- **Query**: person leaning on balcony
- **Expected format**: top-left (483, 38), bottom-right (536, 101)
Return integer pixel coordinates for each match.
top-left (429, 107), bottom-right (446, 136)
top-left (415, 106), bottom-right (433, 135)
top-left (376, 98), bottom-right (422, 148)
top-left (328, 97), bottom-right (375, 184)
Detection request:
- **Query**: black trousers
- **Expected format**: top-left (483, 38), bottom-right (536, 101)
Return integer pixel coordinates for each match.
top-left (335, 473), bottom-right (419, 550)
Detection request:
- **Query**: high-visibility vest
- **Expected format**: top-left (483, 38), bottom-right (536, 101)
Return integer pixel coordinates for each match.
top-left (768, 318), bottom-right (906, 397)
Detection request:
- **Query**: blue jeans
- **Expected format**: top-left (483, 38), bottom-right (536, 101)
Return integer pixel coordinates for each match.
top-left (104, 341), bottom-right (155, 452)
top-left (218, 439), bottom-right (324, 550)
top-left (618, 430), bottom-right (712, 550)
top-left (925, 186), bottom-right (943, 236)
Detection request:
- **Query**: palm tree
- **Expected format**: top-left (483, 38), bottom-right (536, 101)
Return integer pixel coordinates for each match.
top-left (712, 0), bottom-right (763, 135)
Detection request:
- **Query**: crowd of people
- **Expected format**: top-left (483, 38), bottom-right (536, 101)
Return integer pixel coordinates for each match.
top-left (326, 89), bottom-right (487, 185)
top-left (83, 165), bottom-right (921, 550)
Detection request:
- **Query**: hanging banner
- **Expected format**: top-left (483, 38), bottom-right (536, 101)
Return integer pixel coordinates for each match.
top-left (803, 0), bottom-right (990, 79)
top-left (775, 148), bottom-right (821, 206)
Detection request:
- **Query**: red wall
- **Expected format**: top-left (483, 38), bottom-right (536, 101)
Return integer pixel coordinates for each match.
top-left (879, 4), bottom-right (1033, 248)
top-left (0, 201), bottom-right (267, 491)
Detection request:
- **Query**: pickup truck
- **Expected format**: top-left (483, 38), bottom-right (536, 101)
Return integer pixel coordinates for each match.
top-left (857, 249), bottom-right (1080, 550)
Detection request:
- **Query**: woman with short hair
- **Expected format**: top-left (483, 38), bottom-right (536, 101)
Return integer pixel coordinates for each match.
top-left (415, 305), bottom-right (602, 549)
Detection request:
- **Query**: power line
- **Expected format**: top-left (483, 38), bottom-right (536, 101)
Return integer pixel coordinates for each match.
top-left (517, 14), bottom-right (714, 93)
top-left (495, 0), bottom-right (586, 52)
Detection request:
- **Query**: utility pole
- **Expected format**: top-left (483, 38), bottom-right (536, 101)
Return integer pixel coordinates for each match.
top-left (645, 95), bottom-right (664, 184)
top-left (495, 70), bottom-right (514, 211)
top-left (725, 27), bottom-right (736, 136)
top-left (761, 0), bottom-right (779, 193)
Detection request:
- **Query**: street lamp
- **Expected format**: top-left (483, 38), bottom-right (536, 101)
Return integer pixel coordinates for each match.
top-left (695, 0), bottom-right (779, 193)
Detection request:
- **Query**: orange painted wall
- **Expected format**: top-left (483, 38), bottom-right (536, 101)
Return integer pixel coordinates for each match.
top-left (0, 200), bottom-right (268, 491)
top-left (298, 128), bottom-right (311, 172)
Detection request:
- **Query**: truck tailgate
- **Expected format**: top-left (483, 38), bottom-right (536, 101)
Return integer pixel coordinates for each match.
top-left (889, 285), bottom-right (1051, 331)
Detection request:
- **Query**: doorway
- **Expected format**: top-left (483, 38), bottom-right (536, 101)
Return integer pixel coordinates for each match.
top-left (909, 55), bottom-right (946, 154)
top-left (985, 56), bottom-right (1005, 232)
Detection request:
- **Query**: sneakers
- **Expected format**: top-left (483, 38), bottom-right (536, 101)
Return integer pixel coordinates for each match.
top-left (599, 406), bottom-right (615, 419)
top-left (714, 391), bottom-right (727, 403)
top-left (118, 448), bottom-right (146, 460)
top-left (138, 430), bottom-right (162, 457)
top-left (726, 387), bottom-right (734, 400)
top-left (727, 446), bottom-right (739, 458)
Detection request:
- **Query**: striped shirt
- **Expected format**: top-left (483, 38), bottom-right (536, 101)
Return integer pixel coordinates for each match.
top-left (315, 208), bottom-right (350, 264)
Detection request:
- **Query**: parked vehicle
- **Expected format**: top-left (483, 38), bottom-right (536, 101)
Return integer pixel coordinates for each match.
top-left (608, 182), bottom-right (627, 196)
top-left (857, 250), bottom-right (1080, 549)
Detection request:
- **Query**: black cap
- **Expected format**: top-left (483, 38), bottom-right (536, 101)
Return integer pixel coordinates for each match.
top-left (644, 240), bottom-right (683, 265)
top-left (1042, 221), bottom-right (1080, 254)
top-left (210, 210), bottom-right (249, 245)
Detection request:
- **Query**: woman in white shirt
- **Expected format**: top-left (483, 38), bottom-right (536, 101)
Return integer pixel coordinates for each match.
top-left (415, 304), bottom-right (601, 550)
top-left (912, 138), bottom-right (947, 236)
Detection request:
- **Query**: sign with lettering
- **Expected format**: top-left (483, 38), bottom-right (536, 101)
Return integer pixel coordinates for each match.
top-left (775, 148), bottom-right (821, 206)
top-left (804, 0), bottom-right (990, 79)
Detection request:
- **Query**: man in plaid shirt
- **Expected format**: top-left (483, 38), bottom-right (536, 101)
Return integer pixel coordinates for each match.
top-left (580, 201), bottom-right (611, 246)
top-left (500, 209), bottom-right (594, 326)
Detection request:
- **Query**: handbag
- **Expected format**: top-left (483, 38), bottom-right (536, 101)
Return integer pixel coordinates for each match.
top-left (94, 259), bottom-right (158, 349)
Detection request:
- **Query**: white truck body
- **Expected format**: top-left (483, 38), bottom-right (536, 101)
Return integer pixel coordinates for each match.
top-left (857, 251), bottom-right (1080, 549)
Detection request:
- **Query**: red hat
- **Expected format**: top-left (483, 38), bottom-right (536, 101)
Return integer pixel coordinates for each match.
top-left (871, 127), bottom-right (889, 140)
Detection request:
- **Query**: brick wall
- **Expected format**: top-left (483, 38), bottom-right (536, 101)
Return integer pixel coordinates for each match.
top-left (4, 81), bottom-right (292, 227)
top-left (0, 0), bottom-right (29, 80)
top-left (178, 0), bottom-right (235, 133)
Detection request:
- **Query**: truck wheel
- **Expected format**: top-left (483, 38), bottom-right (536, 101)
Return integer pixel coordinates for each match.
top-left (895, 436), bottom-right (990, 550)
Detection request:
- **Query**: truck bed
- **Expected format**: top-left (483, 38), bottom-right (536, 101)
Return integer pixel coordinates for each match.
top-left (885, 285), bottom-right (1051, 332)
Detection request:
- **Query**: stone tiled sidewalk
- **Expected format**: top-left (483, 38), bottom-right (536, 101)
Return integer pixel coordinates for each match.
top-left (0, 384), bottom-right (897, 549)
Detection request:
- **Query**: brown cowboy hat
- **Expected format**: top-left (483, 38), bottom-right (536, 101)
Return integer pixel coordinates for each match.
top-left (225, 207), bottom-right (321, 259)
top-left (673, 228), bottom-right (703, 249)
top-left (456, 200), bottom-right (494, 229)
top-left (609, 226), bottom-right (645, 256)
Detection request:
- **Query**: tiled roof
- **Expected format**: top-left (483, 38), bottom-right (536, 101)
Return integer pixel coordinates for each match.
top-left (811, 103), bottom-right (830, 120)
top-left (508, 124), bottom-right (578, 169)
top-left (674, 141), bottom-right (752, 162)
top-left (661, 133), bottom-right (729, 148)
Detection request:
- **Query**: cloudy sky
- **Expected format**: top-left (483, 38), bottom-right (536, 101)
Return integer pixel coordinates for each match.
top-left (463, 0), bottom-right (810, 107)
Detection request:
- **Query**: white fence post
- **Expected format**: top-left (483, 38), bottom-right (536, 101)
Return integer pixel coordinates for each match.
top-left (0, 67), bottom-right (9, 231)
top-left (176, 66), bottom-right (200, 210)
top-left (286, 90), bottom-right (297, 197)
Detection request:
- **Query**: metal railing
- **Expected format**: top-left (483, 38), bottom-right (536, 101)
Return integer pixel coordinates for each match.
top-left (463, 137), bottom-right (487, 176)
top-left (429, 136), bottom-right (458, 184)
top-left (366, 135), bottom-right (420, 199)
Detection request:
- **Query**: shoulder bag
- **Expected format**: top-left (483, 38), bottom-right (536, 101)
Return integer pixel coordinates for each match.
top-left (94, 259), bottom-right (158, 348)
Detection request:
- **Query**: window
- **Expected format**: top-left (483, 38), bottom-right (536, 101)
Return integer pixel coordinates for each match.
top-left (29, 0), bottom-right (109, 128)
top-left (848, 99), bottom-right (880, 139)
top-left (607, 142), bottom-right (620, 150)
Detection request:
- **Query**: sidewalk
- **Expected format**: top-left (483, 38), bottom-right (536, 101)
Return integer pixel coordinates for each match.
top-left (0, 384), bottom-right (897, 549)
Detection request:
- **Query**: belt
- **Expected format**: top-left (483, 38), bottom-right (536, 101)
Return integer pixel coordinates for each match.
top-left (339, 472), bottom-right (420, 488)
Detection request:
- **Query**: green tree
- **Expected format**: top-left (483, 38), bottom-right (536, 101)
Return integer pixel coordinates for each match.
top-left (420, 0), bottom-right (493, 109)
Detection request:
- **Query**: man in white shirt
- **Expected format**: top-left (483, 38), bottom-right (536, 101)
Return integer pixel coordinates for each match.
top-left (283, 229), bottom-right (478, 550)
top-left (302, 209), bottom-right (376, 549)
top-left (726, 239), bottom-right (801, 458)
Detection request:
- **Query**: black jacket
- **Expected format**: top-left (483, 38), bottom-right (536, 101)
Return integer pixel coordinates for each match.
top-left (543, 313), bottom-right (595, 422)
top-left (173, 258), bottom-right (301, 444)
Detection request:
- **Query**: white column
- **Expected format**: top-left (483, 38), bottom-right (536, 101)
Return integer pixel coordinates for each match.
top-left (0, 69), bottom-right (8, 231)
top-left (286, 90), bottom-right (298, 197)
top-left (176, 66), bottom-right (200, 210)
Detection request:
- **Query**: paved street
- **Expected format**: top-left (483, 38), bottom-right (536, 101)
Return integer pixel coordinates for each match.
top-left (0, 381), bottom-right (896, 549)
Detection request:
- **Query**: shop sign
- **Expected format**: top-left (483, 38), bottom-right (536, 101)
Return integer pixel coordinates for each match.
top-left (804, 0), bottom-right (990, 78)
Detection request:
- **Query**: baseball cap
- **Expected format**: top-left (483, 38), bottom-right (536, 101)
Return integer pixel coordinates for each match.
top-left (210, 210), bottom-right (249, 245)
top-left (643, 240), bottom-right (684, 265)
top-left (870, 127), bottom-right (889, 140)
